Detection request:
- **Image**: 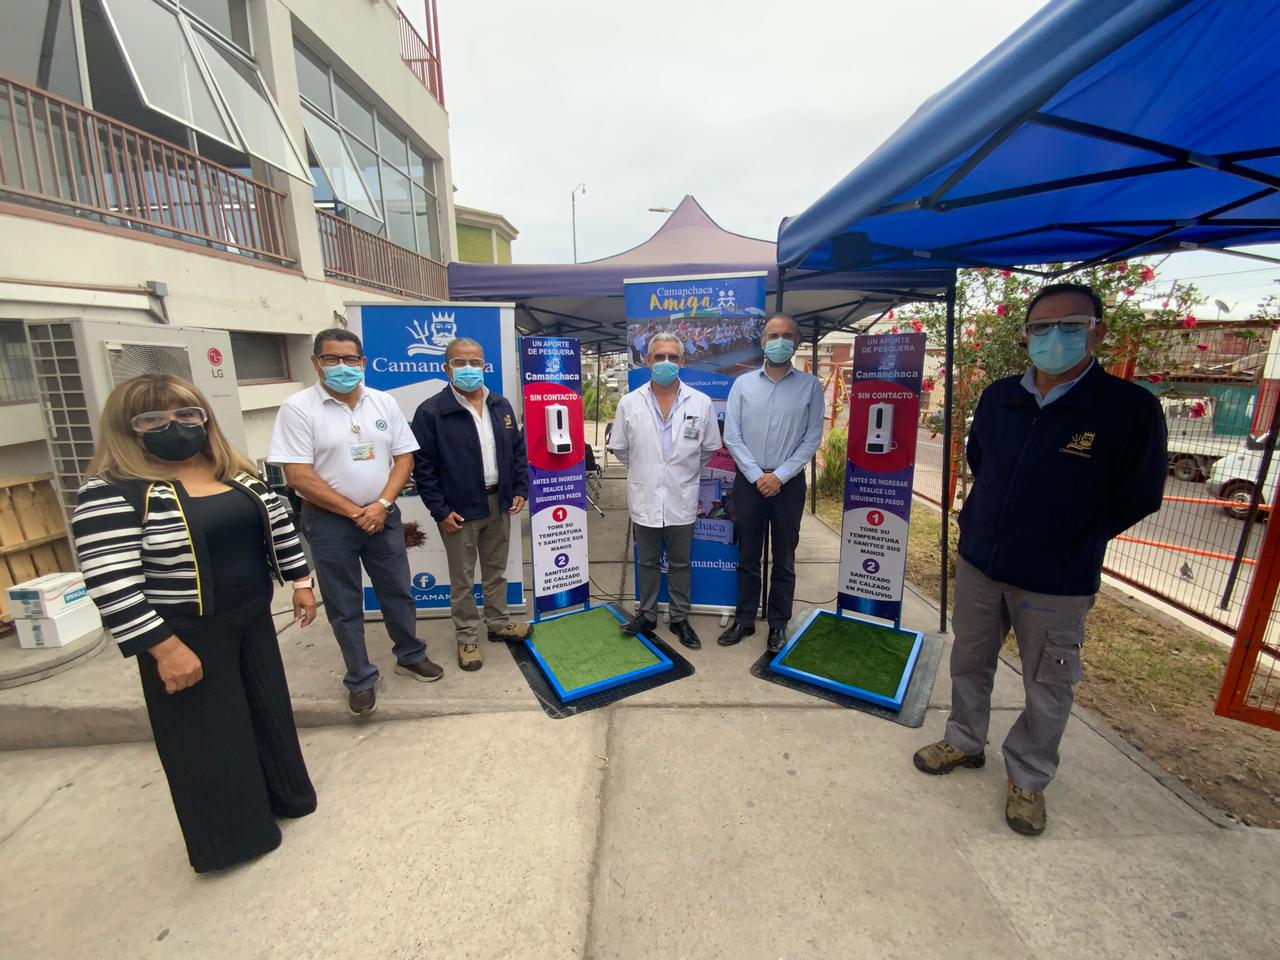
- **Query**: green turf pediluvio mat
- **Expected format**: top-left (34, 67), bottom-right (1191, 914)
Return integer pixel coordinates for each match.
top-left (507, 604), bottom-right (694, 719)
top-left (751, 609), bottom-right (944, 727)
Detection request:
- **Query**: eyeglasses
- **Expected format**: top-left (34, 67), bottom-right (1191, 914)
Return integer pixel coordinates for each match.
top-left (316, 354), bottom-right (364, 367)
top-left (650, 353), bottom-right (681, 363)
top-left (130, 406), bottom-right (208, 433)
top-left (448, 358), bottom-right (485, 369)
top-left (1024, 315), bottom-right (1098, 338)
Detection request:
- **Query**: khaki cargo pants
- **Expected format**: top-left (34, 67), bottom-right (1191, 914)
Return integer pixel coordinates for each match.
top-left (944, 557), bottom-right (1096, 792)
top-left (439, 492), bottom-right (513, 645)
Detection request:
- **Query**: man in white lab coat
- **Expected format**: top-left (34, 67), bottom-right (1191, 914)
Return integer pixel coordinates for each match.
top-left (608, 332), bottom-right (722, 648)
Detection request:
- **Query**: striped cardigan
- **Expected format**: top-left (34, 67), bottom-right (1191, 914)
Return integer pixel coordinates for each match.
top-left (71, 473), bottom-right (310, 656)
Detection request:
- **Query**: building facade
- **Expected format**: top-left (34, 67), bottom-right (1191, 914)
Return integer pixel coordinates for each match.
top-left (0, 0), bottom-right (454, 486)
top-left (455, 205), bottom-right (518, 265)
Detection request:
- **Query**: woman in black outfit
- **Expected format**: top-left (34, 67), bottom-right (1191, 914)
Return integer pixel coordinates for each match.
top-left (71, 374), bottom-right (318, 873)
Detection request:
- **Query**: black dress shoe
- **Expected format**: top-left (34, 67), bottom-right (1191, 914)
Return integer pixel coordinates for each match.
top-left (670, 620), bottom-right (701, 649)
top-left (767, 627), bottom-right (786, 653)
top-left (621, 613), bottom-right (657, 635)
top-left (717, 622), bottom-right (755, 646)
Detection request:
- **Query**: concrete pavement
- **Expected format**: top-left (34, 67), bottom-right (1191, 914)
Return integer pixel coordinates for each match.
top-left (1, 473), bottom-right (1277, 958)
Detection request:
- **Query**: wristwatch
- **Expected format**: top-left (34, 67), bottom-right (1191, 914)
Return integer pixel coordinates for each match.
top-left (377, 497), bottom-right (396, 513)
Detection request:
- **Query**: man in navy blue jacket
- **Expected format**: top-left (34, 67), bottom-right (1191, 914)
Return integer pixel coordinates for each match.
top-left (913, 283), bottom-right (1167, 837)
top-left (411, 337), bottom-right (531, 672)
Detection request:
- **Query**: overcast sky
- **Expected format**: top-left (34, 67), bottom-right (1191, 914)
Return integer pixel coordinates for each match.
top-left (410, 0), bottom-right (1279, 318)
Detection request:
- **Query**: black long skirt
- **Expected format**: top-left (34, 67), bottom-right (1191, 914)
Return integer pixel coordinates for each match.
top-left (137, 599), bottom-right (316, 873)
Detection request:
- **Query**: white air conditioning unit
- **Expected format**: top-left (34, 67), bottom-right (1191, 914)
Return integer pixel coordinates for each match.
top-left (25, 319), bottom-right (246, 515)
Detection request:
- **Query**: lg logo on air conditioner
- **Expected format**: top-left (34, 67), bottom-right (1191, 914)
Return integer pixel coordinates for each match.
top-left (208, 347), bottom-right (225, 379)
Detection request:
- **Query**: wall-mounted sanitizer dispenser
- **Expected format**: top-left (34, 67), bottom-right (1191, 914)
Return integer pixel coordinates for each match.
top-left (865, 402), bottom-right (896, 454)
top-left (546, 403), bottom-right (573, 454)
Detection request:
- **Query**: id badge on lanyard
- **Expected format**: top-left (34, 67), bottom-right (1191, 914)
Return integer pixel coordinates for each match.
top-left (682, 415), bottom-right (699, 439)
top-left (350, 442), bottom-right (375, 461)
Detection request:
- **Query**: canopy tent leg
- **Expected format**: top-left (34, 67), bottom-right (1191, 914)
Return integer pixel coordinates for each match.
top-left (939, 286), bottom-right (956, 634)
top-left (595, 350), bottom-right (602, 448)
top-left (810, 322), bottom-right (819, 515)
top-left (761, 269), bottom-right (788, 618)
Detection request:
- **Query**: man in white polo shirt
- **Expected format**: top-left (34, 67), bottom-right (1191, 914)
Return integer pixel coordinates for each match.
top-left (268, 328), bottom-right (441, 716)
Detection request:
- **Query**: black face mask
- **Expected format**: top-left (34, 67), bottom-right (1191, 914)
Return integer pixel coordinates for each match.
top-left (141, 422), bottom-right (207, 462)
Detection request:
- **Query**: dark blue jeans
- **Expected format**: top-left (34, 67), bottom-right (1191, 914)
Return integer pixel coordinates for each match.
top-left (301, 504), bottom-right (426, 691)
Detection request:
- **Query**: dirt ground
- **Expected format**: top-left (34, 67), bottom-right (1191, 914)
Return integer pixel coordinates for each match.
top-left (817, 497), bottom-right (1280, 828)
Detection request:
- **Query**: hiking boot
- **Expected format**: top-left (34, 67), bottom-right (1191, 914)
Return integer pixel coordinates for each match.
top-left (488, 621), bottom-right (533, 642)
top-left (395, 658), bottom-right (444, 682)
top-left (912, 740), bottom-right (986, 775)
top-left (458, 642), bottom-right (483, 671)
top-left (349, 686), bottom-right (376, 716)
top-left (1005, 783), bottom-right (1046, 836)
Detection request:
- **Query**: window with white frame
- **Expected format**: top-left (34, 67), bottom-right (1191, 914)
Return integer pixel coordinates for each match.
top-left (99, 0), bottom-right (311, 183)
top-left (229, 331), bottom-right (290, 384)
top-left (294, 38), bottom-right (443, 260)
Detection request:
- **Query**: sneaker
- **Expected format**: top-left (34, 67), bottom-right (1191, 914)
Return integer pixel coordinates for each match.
top-left (458, 642), bottom-right (483, 672)
top-left (1005, 783), bottom-right (1046, 836)
top-left (395, 658), bottom-right (444, 682)
top-left (348, 686), bottom-right (377, 716)
top-left (487, 621), bottom-right (533, 642)
top-left (912, 740), bottom-right (986, 775)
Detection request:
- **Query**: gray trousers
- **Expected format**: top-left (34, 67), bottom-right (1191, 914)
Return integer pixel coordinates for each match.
top-left (300, 504), bottom-right (426, 692)
top-left (944, 557), bottom-right (1095, 792)
top-left (439, 493), bottom-right (512, 644)
top-left (634, 522), bottom-right (694, 623)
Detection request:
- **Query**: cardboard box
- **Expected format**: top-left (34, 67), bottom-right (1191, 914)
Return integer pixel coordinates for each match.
top-left (7, 572), bottom-right (91, 620)
top-left (15, 601), bottom-right (102, 650)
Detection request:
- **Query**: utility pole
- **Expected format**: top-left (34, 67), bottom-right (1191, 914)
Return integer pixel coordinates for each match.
top-left (571, 183), bottom-right (586, 262)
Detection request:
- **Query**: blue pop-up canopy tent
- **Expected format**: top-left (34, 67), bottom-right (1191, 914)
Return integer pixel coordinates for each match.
top-left (777, 0), bottom-right (1280, 275)
top-left (775, 0), bottom-right (1280, 630)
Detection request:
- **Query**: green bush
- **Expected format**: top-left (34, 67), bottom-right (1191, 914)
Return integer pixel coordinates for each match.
top-left (817, 427), bottom-right (847, 499)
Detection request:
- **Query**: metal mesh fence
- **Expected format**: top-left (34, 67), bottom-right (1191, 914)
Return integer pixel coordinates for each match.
top-left (903, 407), bottom-right (1274, 636)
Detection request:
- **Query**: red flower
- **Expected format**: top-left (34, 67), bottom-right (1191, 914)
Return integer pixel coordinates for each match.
top-left (922, 377), bottom-right (936, 392)
top-left (887, 309), bottom-right (895, 320)
top-left (1000, 270), bottom-right (1012, 278)
top-left (1149, 374), bottom-right (1163, 384)
top-left (1162, 300), bottom-right (1170, 309)
top-left (1183, 314), bottom-right (1198, 329)
top-left (911, 319), bottom-right (924, 333)
top-left (1115, 260), bottom-right (1129, 272)
top-left (965, 327), bottom-right (976, 337)
top-left (1195, 342), bottom-right (1209, 351)
top-left (891, 325), bottom-right (900, 334)
top-left (973, 341), bottom-right (982, 350)
top-left (996, 304), bottom-right (1006, 316)
top-left (1141, 266), bottom-right (1156, 282)
top-left (1124, 288), bottom-right (1136, 296)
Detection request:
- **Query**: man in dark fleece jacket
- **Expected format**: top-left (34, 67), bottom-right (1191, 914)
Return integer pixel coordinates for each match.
top-left (913, 282), bottom-right (1167, 837)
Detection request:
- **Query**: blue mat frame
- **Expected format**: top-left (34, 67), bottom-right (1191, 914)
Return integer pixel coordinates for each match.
top-left (524, 604), bottom-right (674, 703)
top-left (767, 609), bottom-right (924, 711)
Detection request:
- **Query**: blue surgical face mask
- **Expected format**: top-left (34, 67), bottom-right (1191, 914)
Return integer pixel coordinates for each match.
top-left (323, 364), bottom-right (364, 393)
top-left (763, 337), bottom-right (796, 364)
top-left (1028, 325), bottom-right (1089, 375)
top-left (452, 366), bottom-right (485, 392)
top-left (650, 360), bottom-right (680, 386)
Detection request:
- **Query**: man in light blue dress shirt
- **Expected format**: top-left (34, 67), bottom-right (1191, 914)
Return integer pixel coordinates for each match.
top-left (720, 314), bottom-right (826, 652)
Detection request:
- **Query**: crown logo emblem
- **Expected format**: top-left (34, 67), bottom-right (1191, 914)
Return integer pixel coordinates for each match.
top-left (406, 312), bottom-right (457, 356)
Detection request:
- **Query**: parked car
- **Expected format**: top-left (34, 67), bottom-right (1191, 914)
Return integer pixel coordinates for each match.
top-left (1205, 434), bottom-right (1275, 520)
